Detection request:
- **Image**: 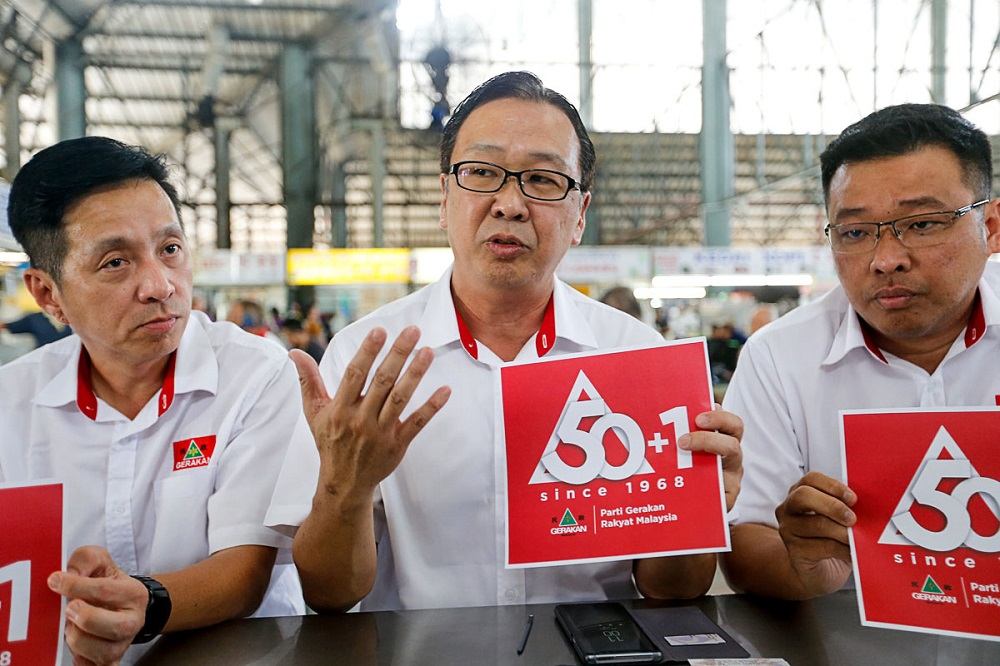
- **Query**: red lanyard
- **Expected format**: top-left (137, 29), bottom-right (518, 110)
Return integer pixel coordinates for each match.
top-left (77, 348), bottom-right (176, 420)
top-left (455, 294), bottom-right (556, 360)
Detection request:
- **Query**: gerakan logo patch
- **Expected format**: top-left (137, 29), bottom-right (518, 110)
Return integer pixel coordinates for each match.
top-left (172, 435), bottom-right (217, 471)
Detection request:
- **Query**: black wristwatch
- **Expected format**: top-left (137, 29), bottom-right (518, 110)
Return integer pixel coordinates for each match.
top-left (130, 575), bottom-right (172, 644)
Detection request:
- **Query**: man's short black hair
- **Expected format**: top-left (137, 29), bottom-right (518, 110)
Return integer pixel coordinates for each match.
top-left (599, 286), bottom-right (642, 320)
top-left (281, 317), bottom-right (305, 332)
top-left (820, 103), bottom-right (992, 206)
top-left (8, 136), bottom-right (182, 283)
top-left (439, 70), bottom-right (596, 192)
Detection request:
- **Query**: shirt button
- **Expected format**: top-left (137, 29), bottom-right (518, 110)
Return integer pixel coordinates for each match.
top-left (505, 589), bottom-right (518, 602)
top-left (113, 504), bottom-right (126, 515)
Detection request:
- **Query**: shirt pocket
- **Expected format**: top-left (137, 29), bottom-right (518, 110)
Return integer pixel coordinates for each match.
top-left (149, 467), bottom-right (218, 573)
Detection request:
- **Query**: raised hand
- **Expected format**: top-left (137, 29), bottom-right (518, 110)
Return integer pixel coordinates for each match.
top-left (290, 326), bottom-right (451, 497)
top-left (775, 470), bottom-right (857, 597)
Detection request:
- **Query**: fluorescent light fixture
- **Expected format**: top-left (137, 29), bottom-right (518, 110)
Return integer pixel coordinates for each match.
top-left (651, 273), bottom-right (813, 288)
top-left (633, 287), bottom-right (707, 300)
top-left (651, 274), bottom-right (711, 287)
top-left (769, 273), bottom-right (815, 286)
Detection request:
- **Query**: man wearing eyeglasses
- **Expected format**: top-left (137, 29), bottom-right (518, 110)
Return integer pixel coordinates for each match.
top-left (720, 103), bottom-right (1000, 600)
top-left (267, 71), bottom-right (744, 613)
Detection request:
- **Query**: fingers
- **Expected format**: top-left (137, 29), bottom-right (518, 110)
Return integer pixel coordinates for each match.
top-left (776, 473), bottom-right (856, 555)
top-left (399, 385), bottom-right (452, 443)
top-left (786, 471), bottom-right (857, 521)
top-left (778, 509), bottom-right (854, 575)
top-left (332, 327), bottom-right (388, 407)
top-left (779, 514), bottom-right (853, 554)
top-left (694, 407), bottom-right (744, 443)
top-left (337, 326), bottom-right (440, 430)
top-left (64, 594), bottom-right (144, 651)
top-left (49, 570), bottom-right (146, 623)
top-left (303, 326), bottom-right (446, 494)
top-left (289, 348), bottom-right (329, 422)
top-left (64, 545), bottom-right (117, 578)
top-left (675, 408), bottom-right (743, 512)
top-left (362, 327), bottom-right (422, 418)
top-left (66, 623), bottom-right (129, 666)
top-left (678, 408), bottom-right (743, 466)
top-left (50, 549), bottom-right (147, 666)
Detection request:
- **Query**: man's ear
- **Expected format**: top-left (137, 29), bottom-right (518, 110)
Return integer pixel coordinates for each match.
top-left (23, 268), bottom-right (68, 324)
top-left (985, 197), bottom-right (1000, 253)
top-left (571, 190), bottom-right (592, 246)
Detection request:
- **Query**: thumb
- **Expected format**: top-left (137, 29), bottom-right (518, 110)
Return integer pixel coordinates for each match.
top-left (289, 348), bottom-right (330, 420)
top-left (66, 545), bottom-right (116, 577)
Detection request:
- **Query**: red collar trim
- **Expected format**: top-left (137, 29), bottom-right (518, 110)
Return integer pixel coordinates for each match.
top-left (76, 349), bottom-right (177, 420)
top-left (964, 290), bottom-right (985, 348)
top-left (455, 294), bottom-right (557, 361)
top-left (857, 319), bottom-right (889, 364)
top-left (857, 288), bottom-right (986, 364)
top-left (76, 348), bottom-right (98, 420)
top-left (536, 294), bottom-right (556, 357)
top-left (455, 305), bottom-right (479, 359)
top-left (158, 353), bottom-right (177, 416)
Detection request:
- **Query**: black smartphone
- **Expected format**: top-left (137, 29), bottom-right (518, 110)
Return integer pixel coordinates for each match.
top-left (554, 602), bottom-right (663, 665)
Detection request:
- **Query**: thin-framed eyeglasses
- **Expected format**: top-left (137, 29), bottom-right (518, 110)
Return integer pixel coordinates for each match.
top-left (448, 161), bottom-right (582, 202)
top-left (824, 199), bottom-right (990, 254)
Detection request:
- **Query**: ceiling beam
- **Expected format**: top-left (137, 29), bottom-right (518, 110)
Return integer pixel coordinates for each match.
top-left (84, 58), bottom-right (265, 74)
top-left (111, 0), bottom-right (352, 13)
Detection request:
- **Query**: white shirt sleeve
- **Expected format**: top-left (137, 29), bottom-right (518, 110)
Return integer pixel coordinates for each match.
top-left (722, 335), bottom-right (807, 529)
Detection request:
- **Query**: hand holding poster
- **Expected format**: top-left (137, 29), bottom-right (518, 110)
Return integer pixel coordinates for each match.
top-left (0, 482), bottom-right (64, 665)
top-left (842, 409), bottom-right (1000, 642)
top-left (500, 339), bottom-right (729, 568)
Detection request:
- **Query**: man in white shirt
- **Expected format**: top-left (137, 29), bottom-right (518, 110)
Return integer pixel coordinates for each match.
top-left (268, 71), bottom-right (744, 613)
top-left (1, 136), bottom-right (309, 664)
top-left (721, 104), bottom-right (1000, 600)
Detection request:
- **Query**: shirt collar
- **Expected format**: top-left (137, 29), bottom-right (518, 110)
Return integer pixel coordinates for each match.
top-left (823, 275), bottom-right (998, 367)
top-left (32, 311), bottom-right (218, 418)
top-left (416, 265), bottom-right (600, 357)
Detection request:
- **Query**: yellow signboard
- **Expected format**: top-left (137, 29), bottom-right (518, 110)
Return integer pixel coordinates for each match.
top-left (286, 248), bottom-right (411, 285)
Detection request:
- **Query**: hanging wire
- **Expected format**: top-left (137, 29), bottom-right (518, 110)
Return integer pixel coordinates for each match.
top-left (886, 0), bottom-right (931, 102)
top-left (811, 0), bottom-right (865, 116)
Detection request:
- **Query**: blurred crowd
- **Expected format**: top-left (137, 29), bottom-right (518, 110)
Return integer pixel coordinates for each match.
top-left (3, 285), bottom-right (779, 376)
top-left (0, 294), bottom-right (334, 365)
top-left (214, 299), bottom-right (332, 363)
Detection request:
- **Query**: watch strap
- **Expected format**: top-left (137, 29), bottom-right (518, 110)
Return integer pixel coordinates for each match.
top-left (130, 575), bottom-right (172, 644)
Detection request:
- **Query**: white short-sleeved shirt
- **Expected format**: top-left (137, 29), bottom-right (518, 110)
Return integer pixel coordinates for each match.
top-left (724, 263), bottom-right (1000, 530)
top-left (268, 268), bottom-right (665, 611)
top-left (0, 311), bottom-right (309, 628)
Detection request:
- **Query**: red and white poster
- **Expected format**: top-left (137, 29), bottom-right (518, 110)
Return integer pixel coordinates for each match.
top-left (0, 481), bottom-right (65, 664)
top-left (842, 409), bottom-right (1000, 642)
top-left (499, 340), bottom-right (729, 568)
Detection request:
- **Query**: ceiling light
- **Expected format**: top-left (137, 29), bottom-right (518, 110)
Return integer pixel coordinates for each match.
top-left (633, 287), bottom-right (707, 300)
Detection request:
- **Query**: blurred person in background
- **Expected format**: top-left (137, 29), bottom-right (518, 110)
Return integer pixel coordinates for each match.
top-left (304, 302), bottom-right (331, 346)
top-left (748, 304), bottom-right (774, 335)
top-left (1, 308), bottom-right (72, 348)
top-left (707, 322), bottom-right (742, 384)
top-left (281, 317), bottom-right (325, 364)
top-left (227, 298), bottom-right (284, 347)
top-left (598, 285), bottom-right (643, 320)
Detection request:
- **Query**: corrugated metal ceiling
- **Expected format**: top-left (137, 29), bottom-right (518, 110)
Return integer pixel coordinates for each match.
top-left (2, 0), bottom-right (399, 251)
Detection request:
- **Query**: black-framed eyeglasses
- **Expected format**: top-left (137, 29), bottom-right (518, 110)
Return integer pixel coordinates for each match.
top-left (448, 161), bottom-right (582, 202)
top-left (824, 199), bottom-right (989, 254)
